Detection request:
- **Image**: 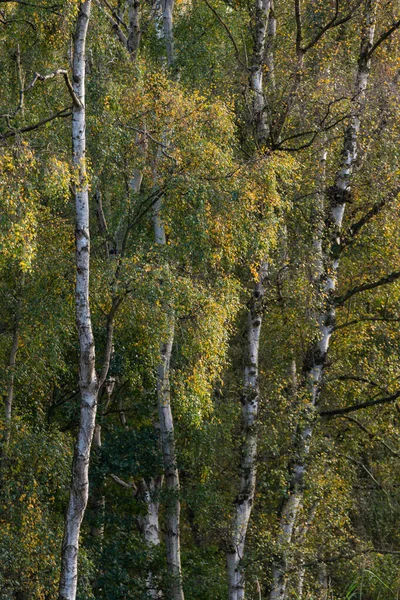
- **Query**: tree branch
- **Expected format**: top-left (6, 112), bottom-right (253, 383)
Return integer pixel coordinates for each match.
top-left (342, 415), bottom-right (400, 457)
top-left (302, 0), bottom-right (359, 53)
top-left (202, 0), bottom-right (247, 69)
top-left (335, 271), bottom-right (400, 306)
top-left (320, 390), bottom-right (400, 417)
top-left (22, 69), bottom-right (82, 107)
top-left (368, 18), bottom-right (400, 57)
top-left (98, 297), bottom-right (123, 389)
top-left (109, 473), bottom-right (138, 494)
top-left (341, 187), bottom-right (400, 250)
top-left (94, 0), bottom-right (128, 48)
top-left (0, 107), bottom-right (71, 139)
top-left (294, 0), bottom-right (302, 55)
top-left (334, 316), bottom-right (400, 331)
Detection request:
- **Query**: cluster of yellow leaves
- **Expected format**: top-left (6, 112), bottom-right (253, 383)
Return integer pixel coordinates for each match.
top-left (0, 145), bottom-right (40, 272)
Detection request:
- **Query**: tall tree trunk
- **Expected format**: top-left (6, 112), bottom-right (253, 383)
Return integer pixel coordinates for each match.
top-left (152, 152), bottom-right (183, 598)
top-left (269, 4), bottom-right (377, 599)
top-left (58, 3), bottom-right (97, 598)
top-left (152, 13), bottom-right (183, 587)
top-left (227, 264), bottom-right (268, 600)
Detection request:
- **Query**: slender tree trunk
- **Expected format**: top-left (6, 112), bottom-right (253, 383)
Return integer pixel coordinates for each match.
top-left (157, 320), bottom-right (184, 600)
top-left (137, 476), bottom-right (164, 599)
top-left (2, 320), bottom-right (19, 459)
top-left (151, 14), bottom-right (184, 584)
top-left (127, 0), bottom-right (141, 59)
top-left (265, 0), bottom-right (276, 90)
top-left (58, 3), bottom-right (98, 598)
top-left (161, 0), bottom-right (175, 67)
top-left (227, 264), bottom-right (268, 600)
top-left (269, 4), bottom-right (376, 599)
top-left (152, 174), bottom-right (183, 600)
top-left (250, 0), bottom-right (271, 144)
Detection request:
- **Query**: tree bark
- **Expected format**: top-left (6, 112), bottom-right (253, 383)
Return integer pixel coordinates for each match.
top-left (269, 3), bottom-right (377, 598)
top-left (2, 320), bottom-right (19, 460)
top-left (227, 263), bottom-right (268, 600)
top-left (250, 0), bottom-right (271, 144)
top-left (137, 476), bottom-right (164, 599)
top-left (58, 3), bottom-right (97, 598)
top-left (161, 0), bottom-right (175, 67)
top-left (127, 0), bottom-right (141, 60)
top-left (265, 0), bottom-right (276, 90)
top-left (157, 320), bottom-right (184, 600)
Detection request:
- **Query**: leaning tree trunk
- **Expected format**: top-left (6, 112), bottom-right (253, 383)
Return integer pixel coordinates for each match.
top-left (58, 3), bottom-right (98, 598)
top-left (227, 264), bottom-right (268, 600)
top-left (269, 3), bottom-right (376, 599)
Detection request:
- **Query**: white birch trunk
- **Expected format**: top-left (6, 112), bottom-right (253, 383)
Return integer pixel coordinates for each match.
top-left (227, 263), bottom-right (268, 600)
top-left (59, 3), bottom-right (97, 598)
top-left (157, 321), bottom-right (184, 600)
top-left (2, 321), bottom-right (19, 458)
top-left (161, 0), bottom-right (175, 67)
top-left (265, 0), bottom-right (276, 89)
top-left (137, 476), bottom-right (164, 599)
top-left (269, 4), bottom-right (377, 599)
top-left (127, 0), bottom-right (141, 59)
top-left (151, 122), bottom-right (183, 600)
top-left (250, 0), bottom-right (271, 144)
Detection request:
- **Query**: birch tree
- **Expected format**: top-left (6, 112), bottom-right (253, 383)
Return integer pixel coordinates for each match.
top-left (269, 3), bottom-right (380, 597)
top-left (227, 265), bottom-right (268, 600)
top-left (59, 3), bottom-right (101, 597)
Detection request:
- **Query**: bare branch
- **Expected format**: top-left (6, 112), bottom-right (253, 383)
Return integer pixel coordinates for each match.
top-left (202, 0), bottom-right (247, 69)
top-left (302, 0), bottom-right (359, 53)
top-left (342, 415), bottom-right (400, 457)
top-left (335, 271), bottom-right (400, 306)
top-left (109, 474), bottom-right (137, 494)
top-left (334, 316), bottom-right (400, 331)
top-left (23, 69), bottom-right (82, 107)
top-left (94, 0), bottom-right (128, 48)
top-left (0, 107), bottom-right (71, 139)
top-left (319, 390), bottom-right (400, 417)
